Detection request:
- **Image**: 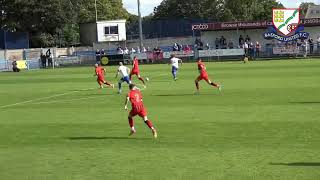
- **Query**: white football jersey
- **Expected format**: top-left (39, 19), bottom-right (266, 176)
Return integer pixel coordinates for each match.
top-left (171, 57), bottom-right (181, 69)
top-left (118, 65), bottom-right (129, 77)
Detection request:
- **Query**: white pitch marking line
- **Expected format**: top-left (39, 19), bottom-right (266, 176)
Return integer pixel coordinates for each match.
top-left (30, 96), bottom-right (101, 105)
top-left (0, 88), bottom-right (95, 109)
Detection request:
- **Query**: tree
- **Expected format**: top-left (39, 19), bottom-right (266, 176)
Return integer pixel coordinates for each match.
top-left (153, 0), bottom-right (284, 21)
top-left (299, 2), bottom-right (316, 17)
top-left (1, 0), bottom-right (131, 47)
top-left (78, 0), bottom-right (129, 23)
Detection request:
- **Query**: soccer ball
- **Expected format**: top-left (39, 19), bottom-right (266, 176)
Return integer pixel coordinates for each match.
top-left (145, 77), bottom-right (149, 81)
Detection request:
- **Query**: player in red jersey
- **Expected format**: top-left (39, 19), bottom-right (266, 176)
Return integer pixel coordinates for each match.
top-left (94, 63), bottom-right (114, 89)
top-left (124, 84), bottom-right (157, 138)
top-left (129, 56), bottom-right (146, 86)
top-left (195, 58), bottom-right (221, 94)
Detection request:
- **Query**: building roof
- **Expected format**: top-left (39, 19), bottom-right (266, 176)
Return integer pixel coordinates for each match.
top-left (305, 5), bottom-right (320, 19)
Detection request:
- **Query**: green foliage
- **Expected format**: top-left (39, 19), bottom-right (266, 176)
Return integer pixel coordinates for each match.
top-left (1, 0), bottom-right (129, 47)
top-left (153, 0), bottom-right (284, 21)
top-left (300, 2), bottom-right (316, 17)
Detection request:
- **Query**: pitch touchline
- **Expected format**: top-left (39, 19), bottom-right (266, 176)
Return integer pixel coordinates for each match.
top-left (0, 88), bottom-right (95, 109)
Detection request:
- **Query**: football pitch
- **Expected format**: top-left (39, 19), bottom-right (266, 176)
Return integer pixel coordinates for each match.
top-left (0, 59), bottom-right (320, 180)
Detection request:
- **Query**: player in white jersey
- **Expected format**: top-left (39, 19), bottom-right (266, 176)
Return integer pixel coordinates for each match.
top-left (115, 62), bottom-right (131, 94)
top-left (170, 54), bottom-right (183, 80)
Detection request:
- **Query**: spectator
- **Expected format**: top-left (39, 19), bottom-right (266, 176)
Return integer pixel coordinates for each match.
top-left (153, 46), bottom-right (162, 60)
top-left (46, 49), bottom-right (53, 68)
top-left (184, 45), bottom-right (191, 53)
top-left (245, 35), bottom-right (251, 43)
top-left (137, 47), bottom-right (141, 53)
top-left (215, 38), bottom-right (220, 49)
top-left (117, 46), bottom-right (124, 54)
top-left (100, 49), bottom-right (105, 55)
top-left (124, 47), bottom-right (129, 54)
top-left (205, 43), bottom-right (210, 50)
top-left (244, 42), bottom-right (249, 56)
top-left (317, 36), bottom-right (320, 53)
top-left (308, 38), bottom-right (314, 54)
top-left (40, 52), bottom-right (46, 68)
top-left (249, 42), bottom-right (254, 59)
top-left (228, 41), bottom-right (234, 49)
top-left (142, 47), bottom-right (147, 53)
top-left (195, 38), bottom-right (201, 46)
top-left (96, 49), bottom-right (101, 63)
top-left (255, 41), bottom-right (261, 58)
top-left (12, 60), bottom-right (20, 72)
top-left (239, 35), bottom-right (244, 48)
top-left (198, 40), bottom-right (204, 50)
top-left (178, 43), bottom-right (183, 51)
top-left (173, 43), bottom-right (179, 51)
top-left (131, 48), bottom-right (136, 54)
top-left (220, 36), bottom-right (227, 49)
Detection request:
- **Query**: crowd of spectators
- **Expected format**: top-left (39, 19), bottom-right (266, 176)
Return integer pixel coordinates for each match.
top-left (95, 34), bottom-right (320, 60)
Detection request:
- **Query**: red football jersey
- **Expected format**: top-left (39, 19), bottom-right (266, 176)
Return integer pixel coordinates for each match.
top-left (198, 62), bottom-right (208, 76)
top-left (133, 58), bottom-right (139, 72)
top-left (95, 66), bottom-right (104, 77)
top-left (128, 89), bottom-right (144, 108)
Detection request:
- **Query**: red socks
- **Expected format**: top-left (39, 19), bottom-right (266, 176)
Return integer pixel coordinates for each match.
top-left (145, 120), bottom-right (154, 129)
top-left (128, 118), bottom-right (134, 128)
top-left (210, 82), bottom-right (219, 87)
top-left (104, 82), bottom-right (111, 86)
top-left (139, 77), bottom-right (145, 84)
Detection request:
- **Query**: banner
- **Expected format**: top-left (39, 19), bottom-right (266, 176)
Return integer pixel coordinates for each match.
top-left (130, 53), bottom-right (148, 60)
top-left (16, 60), bottom-right (27, 69)
top-left (198, 49), bottom-right (245, 57)
top-left (192, 18), bottom-right (320, 31)
top-left (163, 51), bottom-right (194, 59)
top-left (273, 47), bottom-right (299, 55)
top-left (264, 31), bottom-right (309, 42)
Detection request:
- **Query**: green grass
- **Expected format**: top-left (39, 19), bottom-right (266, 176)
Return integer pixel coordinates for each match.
top-left (0, 59), bottom-right (320, 180)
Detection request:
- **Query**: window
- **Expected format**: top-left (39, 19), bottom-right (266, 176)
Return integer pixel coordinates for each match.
top-left (316, 10), bottom-right (320, 13)
top-left (104, 26), bottom-right (119, 35)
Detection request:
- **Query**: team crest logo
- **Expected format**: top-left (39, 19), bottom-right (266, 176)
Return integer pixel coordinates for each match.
top-left (264, 8), bottom-right (309, 42)
top-left (273, 9), bottom-right (300, 36)
top-left (101, 57), bottom-right (109, 65)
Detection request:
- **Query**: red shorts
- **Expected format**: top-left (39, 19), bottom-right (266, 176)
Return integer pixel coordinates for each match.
top-left (130, 105), bottom-right (147, 117)
top-left (196, 74), bottom-right (209, 81)
top-left (131, 70), bottom-right (139, 76)
top-left (97, 76), bottom-right (105, 83)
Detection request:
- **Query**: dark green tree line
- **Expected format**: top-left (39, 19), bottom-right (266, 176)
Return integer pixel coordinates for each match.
top-left (0, 0), bottom-right (129, 47)
top-left (153, 0), bottom-right (284, 21)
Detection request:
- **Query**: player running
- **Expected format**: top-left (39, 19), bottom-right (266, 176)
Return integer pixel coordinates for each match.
top-left (169, 54), bottom-right (183, 80)
top-left (94, 63), bottom-right (114, 89)
top-left (124, 84), bottom-right (157, 138)
top-left (130, 56), bottom-right (146, 87)
top-left (195, 59), bottom-right (221, 94)
top-left (116, 62), bottom-right (131, 94)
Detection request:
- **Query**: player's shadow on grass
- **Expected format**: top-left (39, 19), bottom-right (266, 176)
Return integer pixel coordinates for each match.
top-left (270, 162), bottom-right (320, 167)
top-left (66, 136), bottom-right (150, 140)
top-left (291, 101), bottom-right (320, 104)
top-left (153, 93), bottom-right (196, 97)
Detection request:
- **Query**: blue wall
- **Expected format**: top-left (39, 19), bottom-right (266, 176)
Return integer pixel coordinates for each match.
top-left (0, 29), bottom-right (29, 49)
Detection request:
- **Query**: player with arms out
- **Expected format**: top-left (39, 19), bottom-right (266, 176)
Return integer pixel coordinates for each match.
top-left (130, 56), bottom-right (146, 87)
top-left (124, 84), bottom-right (158, 138)
top-left (169, 54), bottom-right (183, 80)
top-left (94, 63), bottom-right (114, 89)
top-left (195, 58), bottom-right (221, 94)
top-left (115, 62), bottom-right (131, 94)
